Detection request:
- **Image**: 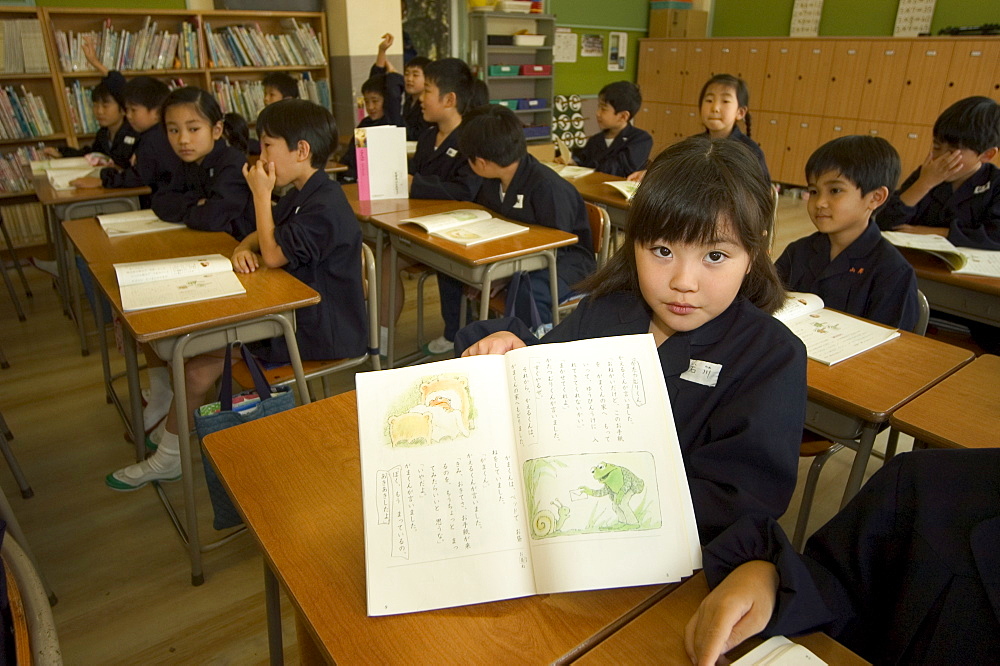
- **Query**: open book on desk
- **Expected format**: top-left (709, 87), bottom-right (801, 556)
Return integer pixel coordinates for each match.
top-left (882, 230), bottom-right (1000, 278)
top-left (605, 180), bottom-right (638, 201)
top-left (541, 162), bottom-right (596, 179)
top-left (774, 292), bottom-right (899, 366)
top-left (401, 208), bottom-right (528, 246)
top-left (113, 254), bottom-right (245, 312)
top-left (29, 153), bottom-right (111, 175)
top-left (45, 167), bottom-right (101, 191)
top-left (99, 210), bottom-right (182, 237)
top-left (356, 334), bottom-right (701, 616)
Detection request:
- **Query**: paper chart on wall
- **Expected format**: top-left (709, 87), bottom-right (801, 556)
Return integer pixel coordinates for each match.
top-left (790, 0), bottom-right (824, 37)
top-left (554, 28), bottom-right (577, 63)
top-left (894, 0), bottom-right (936, 37)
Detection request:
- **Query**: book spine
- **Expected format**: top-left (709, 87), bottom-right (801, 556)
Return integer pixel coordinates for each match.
top-left (356, 140), bottom-right (370, 201)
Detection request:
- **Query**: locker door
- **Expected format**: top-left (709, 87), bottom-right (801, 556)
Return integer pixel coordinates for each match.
top-left (681, 41), bottom-right (713, 104)
top-left (891, 125), bottom-right (932, 180)
top-left (660, 103), bottom-right (682, 149)
top-left (824, 41), bottom-right (871, 121)
top-left (897, 41), bottom-right (953, 126)
top-left (739, 41), bottom-right (770, 103)
top-left (782, 116), bottom-right (823, 187)
top-left (754, 111), bottom-right (789, 181)
top-left (761, 41), bottom-right (798, 113)
top-left (857, 41), bottom-right (912, 122)
top-left (709, 41), bottom-right (741, 78)
top-left (637, 40), bottom-right (661, 101)
top-left (793, 41), bottom-right (833, 117)
top-left (645, 42), bottom-right (686, 105)
top-left (677, 103), bottom-right (702, 139)
top-left (941, 41), bottom-right (1000, 110)
top-left (818, 117), bottom-right (858, 144)
top-left (855, 120), bottom-right (897, 144)
top-left (634, 101), bottom-right (662, 147)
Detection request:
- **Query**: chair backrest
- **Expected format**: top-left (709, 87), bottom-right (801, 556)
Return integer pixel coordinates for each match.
top-left (584, 202), bottom-right (612, 267)
top-left (62, 197), bottom-right (139, 221)
top-left (361, 243), bottom-right (381, 370)
top-left (913, 289), bottom-right (930, 336)
top-left (768, 186), bottom-right (779, 255)
top-left (2, 537), bottom-right (62, 665)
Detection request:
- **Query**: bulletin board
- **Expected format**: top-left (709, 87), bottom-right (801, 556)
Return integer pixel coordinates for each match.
top-left (552, 28), bottom-right (644, 97)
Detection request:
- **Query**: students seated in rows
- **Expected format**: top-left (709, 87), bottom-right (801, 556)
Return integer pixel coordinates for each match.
top-left (427, 104), bottom-right (598, 353)
top-left (338, 68), bottom-right (404, 183)
top-left (686, 449), bottom-right (1000, 666)
top-left (776, 135), bottom-right (919, 330)
top-left (559, 81), bottom-right (651, 178)
top-left (151, 87), bottom-right (254, 239)
top-left (107, 99), bottom-right (367, 490)
top-left (459, 137), bottom-right (806, 545)
top-left (879, 96), bottom-right (1000, 251)
top-left (262, 71), bottom-right (300, 105)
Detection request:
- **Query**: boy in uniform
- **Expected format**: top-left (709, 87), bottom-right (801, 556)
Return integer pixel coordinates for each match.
top-left (560, 81), bottom-right (652, 178)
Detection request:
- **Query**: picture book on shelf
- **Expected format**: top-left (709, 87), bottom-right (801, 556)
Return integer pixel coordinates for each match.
top-left (401, 209), bottom-right (528, 246)
top-left (882, 230), bottom-right (1000, 278)
top-left (98, 210), bottom-right (182, 237)
top-left (356, 334), bottom-right (701, 616)
top-left (605, 180), bottom-right (638, 201)
top-left (113, 254), bottom-right (245, 312)
top-left (774, 292), bottom-right (899, 365)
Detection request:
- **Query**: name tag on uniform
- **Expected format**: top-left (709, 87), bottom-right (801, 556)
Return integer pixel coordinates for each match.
top-left (975, 182), bottom-right (990, 195)
top-left (208, 168), bottom-right (214, 177)
top-left (680, 359), bottom-right (722, 387)
top-left (446, 148), bottom-right (458, 158)
top-left (514, 194), bottom-right (524, 209)
top-left (294, 206), bottom-right (301, 214)
top-left (124, 135), bottom-right (136, 145)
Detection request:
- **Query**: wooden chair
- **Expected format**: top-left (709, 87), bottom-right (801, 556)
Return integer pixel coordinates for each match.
top-left (791, 290), bottom-right (931, 551)
top-left (231, 244), bottom-right (381, 402)
top-left (2, 537), bottom-right (61, 664)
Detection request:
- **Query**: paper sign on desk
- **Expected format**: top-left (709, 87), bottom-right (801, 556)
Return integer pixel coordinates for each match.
top-left (355, 125), bottom-right (408, 201)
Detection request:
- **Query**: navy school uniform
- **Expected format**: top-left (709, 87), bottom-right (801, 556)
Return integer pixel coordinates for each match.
top-left (572, 123), bottom-right (652, 178)
top-left (248, 170), bottom-right (368, 364)
top-left (775, 220), bottom-right (920, 331)
top-left (712, 125), bottom-right (770, 184)
top-left (99, 122), bottom-right (181, 195)
top-left (151, 139), bottom-right (253, 240)
top-left (703, 449), bottom-right (1000, 665)
top-left (367, 64), bottom-right (405, 129)
top-left (61, 119), bottom-right (140, 169)
top-left (402, 94), bottom-right (430, 141)
top-left (409, 125), bottom-right (482, 201)
top-left (338, 115), bottom-right (393, 183)
top-left (437, 154), bottom-right (598, 339)
top-left (455, 293), bottom-right (807, 545)
top-left (878, 162), bottom-right (1000, 251)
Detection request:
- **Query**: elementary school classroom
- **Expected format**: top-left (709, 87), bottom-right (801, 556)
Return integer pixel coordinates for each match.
top-left (0, 0), bottom-right (998, 662)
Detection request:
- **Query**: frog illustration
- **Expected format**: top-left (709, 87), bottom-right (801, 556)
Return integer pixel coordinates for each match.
top-left (578, 462), bottom-right (644, 528)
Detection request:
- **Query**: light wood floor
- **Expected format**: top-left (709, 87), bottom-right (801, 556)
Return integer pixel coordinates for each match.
top-left (0, 197), bottom-right (913, 663)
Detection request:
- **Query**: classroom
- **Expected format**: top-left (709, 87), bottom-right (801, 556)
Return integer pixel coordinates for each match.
top-left (0, 0), bottom-right (997, 662)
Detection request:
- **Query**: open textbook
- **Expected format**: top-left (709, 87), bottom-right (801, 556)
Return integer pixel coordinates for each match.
top-left (774, 292), bottom-right (899, 365)
top-left (98, 209), bottom-right (182, 237)
top-left (113, 254), bottom-right (245, 311)
top-left (541, 162), bottom-right (596, 179)
top-left (605, 180), bottom-right (638, 201)
top-left (30, 153), bottom-right (113, 191)
top-left (882, 230), bottom-right (1000, 278)
top-left (732, 636), bottom-right (827, 666)
top-left (402, 208), bottom-right (528, 246)
top-left (356, 334), bottom-right (701, 616)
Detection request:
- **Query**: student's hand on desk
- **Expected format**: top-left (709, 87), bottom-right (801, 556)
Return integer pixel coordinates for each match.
top-left (70, 176), bottom-right (102, 189)
top-left (916, 149), bottom-right (965, 189)
top-left (243, 160), bottom-right (276, 197)
top-left (627, 169), bottom-right (646, 182)
top-left (893, 224), bottom-right (948, 237)
top-left (43, 146), bottom-right (62, 159)
top-left (461, 331), bottom-right (526, 357)
top-left (232, 248), bottom-right (260, 273)
top-left (684, 560), bottom-right (779, 666)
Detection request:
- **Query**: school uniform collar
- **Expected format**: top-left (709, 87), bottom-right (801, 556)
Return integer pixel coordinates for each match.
top-left (606, 123), bottom-right (640, 148)
top-left (496, 154), bottom-right (538, 209)
top-left (949, 162), bottom-right (996, 206)
top-left (275, 170), bottom-right (327, 222)
top-left (200, 139), bottom-right (232, 172)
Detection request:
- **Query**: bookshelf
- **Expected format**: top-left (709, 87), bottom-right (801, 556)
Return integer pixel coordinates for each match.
top-left (0, 7), bottom-right (331, 251)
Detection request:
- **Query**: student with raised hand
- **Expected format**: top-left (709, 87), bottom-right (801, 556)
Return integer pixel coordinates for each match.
top-left (460, 136), bottom-right (806, 545)
top-left (686, 449), bottom-right (1000, 666)
top-left (151, 87), bottom-right (254, 240)
top-left (775, 135), bottom-right (919, 330)
top-left (878, 96), bottom-right (1000, 251)
top-left (106, 99), bottom-right (367, 491)
top-left (559, 81), bottom-right (651, 178)
top-left (370, 33), bottom-right (430, 140)
top-left (426, 104), bottom-right (597, 354)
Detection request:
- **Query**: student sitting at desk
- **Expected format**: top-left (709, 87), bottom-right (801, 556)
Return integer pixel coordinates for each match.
top-left (878, 96), bottom-right (1000, 251)
top-left (48, 71), bottom-right (138, 170)
top-left (557, 81), bottom-right (651, 178)
top-left (338, 68), bottom-right (404, 183)
top-left (459, 137), bottom-right (807, 545)
top-left (427, 104), bottom-right (597, 353)
top-left (151, 87), bottom-right (254, 240)
top-left (776, 135), bottom-right (919, 330)
top-left (370, 33), bottom-right (430, 141)
top-left (106, 99), bottom-right (367, 491)
top-left (686, 449), bottom-right (1000, 666)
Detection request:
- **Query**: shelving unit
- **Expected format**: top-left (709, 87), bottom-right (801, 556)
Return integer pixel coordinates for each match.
top-left (469, 11), bottom-right (555, 142)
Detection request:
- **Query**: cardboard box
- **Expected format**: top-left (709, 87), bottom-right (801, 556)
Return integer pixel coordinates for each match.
top-left (648, 9), bottom-right (708, 39)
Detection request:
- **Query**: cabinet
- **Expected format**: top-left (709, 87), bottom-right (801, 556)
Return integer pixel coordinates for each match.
top-left (469, 11), bottom-right (554, 142)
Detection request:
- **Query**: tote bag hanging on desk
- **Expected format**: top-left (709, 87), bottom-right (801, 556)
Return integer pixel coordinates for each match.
top-left (194, 344), bottom-right (296, 530)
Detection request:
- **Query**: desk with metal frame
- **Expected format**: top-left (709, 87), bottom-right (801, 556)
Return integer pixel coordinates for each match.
top-left (900, 248), bottom-right (1000, 327)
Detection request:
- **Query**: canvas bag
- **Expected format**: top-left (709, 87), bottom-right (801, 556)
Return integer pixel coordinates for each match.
top-left (504, 270), bottom-right (553, 338)
top-left (194, 343), bottom-right (295, 529)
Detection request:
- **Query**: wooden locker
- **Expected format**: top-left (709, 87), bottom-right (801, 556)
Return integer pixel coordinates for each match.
top-left (739, 42), bottom-right (770, 102)
top-left (652, 42), bottom-right (687, 105)
top-left (818, 117), bottom-right (858, 144)
top-left (824, 41), bottom-right (871, 121)
top-left (855, 120), bottom-right (897, 143)
top-left (709, 41), bottom-right (741, 78)
top-left (941, 41), bottom-right (1000, 110)
top-left (659, 104), bottom-right (683, 149)
top-left (761, 42), bottom-right (798, 113)
top-left (677, 103), bottom-right (702, 139)
top-left (753, 111), bottom-right (789, 181)
top-left (681, 41), bottom-right (714, 105)
top-left (792, 41), bottom-right (833, 117)
top-left (891, 125), bottom-right (932, 179)
top-left (857, 41), bottom-right (912, 122)
top-left (896, 41), bottom-right (953, 126)
top-left (637, 40), bottom-right (662, 101)
top-left (782, 116), bottom-right (824, 186)
top-left (634, 101), bottom-right (663, 151)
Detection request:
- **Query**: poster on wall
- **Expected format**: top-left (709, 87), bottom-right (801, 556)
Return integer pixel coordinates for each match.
top-left (790, 0), bottom-right (824, 37)
top-left (607, 32), bottom-right (627, 72)
top-left (581, 34), bottom-right (603, 57)
top-left (554, 28), bottom-right (577, 63)
top-left (893, 0), bottom-right (936, 37)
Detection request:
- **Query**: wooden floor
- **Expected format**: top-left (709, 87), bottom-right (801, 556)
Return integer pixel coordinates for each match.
top-left (0, 196), bottom-right (920, 663)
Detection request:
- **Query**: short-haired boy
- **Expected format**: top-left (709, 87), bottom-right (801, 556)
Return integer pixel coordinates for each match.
top-left (262, 72), bottom-right (300, 105)
top-left (51, 71), bottom-right (138, 170)
top-left (338, 71), bottom-right (404, 182)
top-left (370, 33), bottom-right (426, 138)
top-left (562, 81), bottom-right (652, 178)
top-left (776, 135), bottom-right (919, 330)
top-left (424, 104), bottom-right (596, 350)
top-left (878, 96), bottom-right (1000, 250)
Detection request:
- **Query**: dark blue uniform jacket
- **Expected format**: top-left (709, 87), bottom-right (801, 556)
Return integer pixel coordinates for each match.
top-left (100, 122), bottom-right (181, 194)
top-left (409, 125), bottom-right (481, 201)
top-left (572, 123), bottom-right (653, 178)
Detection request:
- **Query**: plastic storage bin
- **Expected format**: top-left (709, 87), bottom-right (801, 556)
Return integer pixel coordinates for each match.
top-left (488, 65), bottom-right (519, 76)
top-left (520, 64), bottom-right (551, 76)
top-left (516, 98), bottom-right (546, 110)
top-left (512, 34), bottom-right (545, 46)
top-left (522, 125), bottom-right (551, 139)
top-left (491, 99), bottom-right (519, 109)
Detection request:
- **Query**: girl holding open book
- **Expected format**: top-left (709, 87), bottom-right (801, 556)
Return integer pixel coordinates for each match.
top-left (459, 136), bottom-right (807, 545)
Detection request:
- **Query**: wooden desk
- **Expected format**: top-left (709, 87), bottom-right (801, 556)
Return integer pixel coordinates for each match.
top-left (804, 330), bottom-right (974, 505)
top-left (202, 391), bottom-right (678, 664)
top-left (889, 354), bottom-right (1000, 449)
top-left (571, 172), bottom-right (630, 233)
top-left (64, 217), bottom-right (318, 586)
top-left (576, 573), bottom-right (869, 665)
top-left (370, 201), bottom-right (578, 367)
top-left (900, 248), bottom-right (1000, 327)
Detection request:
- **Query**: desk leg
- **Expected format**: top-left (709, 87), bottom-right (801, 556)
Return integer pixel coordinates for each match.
top-left (264, 562), bottom-right (283, 666)
top-left (123, 333), bottom-right (145, 462)
top-left (841, 422), bottom-right (878, 508)
top-left (45, 207), bottom-right (70, 317)
top-left (93, 289), bottom-right (112, 405)
top-left (68, 252), bottom-right (89, 357)
top-left (387, 244), bottom-right (398, 369)
top-left (171, 335), bottom-right (204, 586)
top-left (546, 250), bottom-right (560, 326)
top-left (273, 313), bottom-right (310, 405)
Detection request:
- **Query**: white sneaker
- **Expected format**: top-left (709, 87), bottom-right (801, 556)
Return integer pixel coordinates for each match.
top-left (425, 335), bottom-right (454, 356)
top-left (105, 459), bottom-right (182, 492)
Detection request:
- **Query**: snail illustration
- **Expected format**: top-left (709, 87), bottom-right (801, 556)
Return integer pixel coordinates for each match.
top-left (532, 498), bottom-right (571, 537)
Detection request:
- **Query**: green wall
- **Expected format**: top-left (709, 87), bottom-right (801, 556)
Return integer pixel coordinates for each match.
top-left (550, 0), bottom-right (647, 31)
top-left (713, 0), bottom-right (1000, 37)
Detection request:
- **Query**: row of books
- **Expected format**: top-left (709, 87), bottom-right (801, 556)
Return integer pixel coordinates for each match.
top-left (212, 75), bottom-right (331, 122)
top-left (63, 80), bottom-right (99, 135)
top-left (0, 202), bottom-right (46, 249)
top-left (0, 86), bottom-right (55, 141)
top-left (0, 145), bottom-right (45, 195)
top-left (0, 20), bottom-right (48, 75)
top-left (204, 19), bottom-right (325, 69)
top-left (298, 74), bottom-right (331, 110)
top-left (54, 18), bottom-right (203, 73)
